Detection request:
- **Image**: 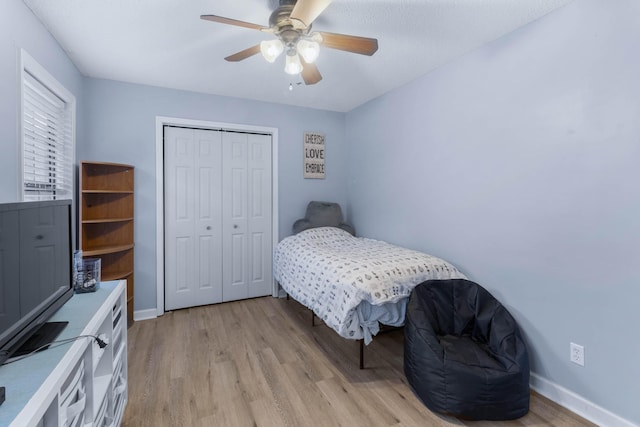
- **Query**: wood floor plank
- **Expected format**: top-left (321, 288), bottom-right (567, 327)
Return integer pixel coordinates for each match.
top-left (210, 359), bottom-right (258, 426)
top-left (122, 296), bottom-right (596, 427)
top-left (250, 398), bottom-right (289, 427)
top-left (280, 361), bottom-right (342, 426)
top-left (256, 346), bottom-right (313, 426)
top-left (315, 376), bottom-right (388, 426)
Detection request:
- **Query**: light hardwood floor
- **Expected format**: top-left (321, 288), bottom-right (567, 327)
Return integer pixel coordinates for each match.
top-left (122, 296), bottom-right (596, 427)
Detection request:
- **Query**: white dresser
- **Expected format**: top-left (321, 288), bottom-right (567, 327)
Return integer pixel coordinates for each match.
top-left (0, 280), bottom-right (128, 426)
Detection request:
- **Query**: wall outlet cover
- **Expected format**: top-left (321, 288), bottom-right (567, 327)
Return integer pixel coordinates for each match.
top-left (570, 342), bottom-right (585, 366)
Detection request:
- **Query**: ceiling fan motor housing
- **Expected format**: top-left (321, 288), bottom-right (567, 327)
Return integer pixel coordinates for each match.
top-left (270, 4), bottom-right (294, 27)
top-left (278, 0), bottom-right (297, 7)
top-left (270, 0), bottom-right (310, 47)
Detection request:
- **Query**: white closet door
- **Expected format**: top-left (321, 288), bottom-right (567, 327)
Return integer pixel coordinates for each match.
top-left (164, 127), bottom-right (223, 310)
top-left (222, 132), bottom-right (273, 302)
top-left (164, 127), bottom-right (273, 311)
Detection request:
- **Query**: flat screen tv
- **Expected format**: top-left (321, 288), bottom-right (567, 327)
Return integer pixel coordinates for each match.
top-left (0, 199), bottom-right (74, 365)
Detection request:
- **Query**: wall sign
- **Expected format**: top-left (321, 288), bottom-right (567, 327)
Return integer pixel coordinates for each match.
top-left (304, 132), bottom-right (325, 179)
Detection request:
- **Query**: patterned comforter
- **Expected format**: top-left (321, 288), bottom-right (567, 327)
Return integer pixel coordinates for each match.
top-left (273, 227), bottom-right (466, 343)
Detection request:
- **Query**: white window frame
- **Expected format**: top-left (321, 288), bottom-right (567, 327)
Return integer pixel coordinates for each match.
top-left (19, 49), bottom-right (76, 201)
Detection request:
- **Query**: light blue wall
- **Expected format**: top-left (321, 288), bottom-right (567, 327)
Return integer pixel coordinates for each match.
top-left (0, 0), bottom-right (84, 203)
top-left (80, 78), bottom-right (347, 313)
top-left (346, 0), bottom-right (639, 424)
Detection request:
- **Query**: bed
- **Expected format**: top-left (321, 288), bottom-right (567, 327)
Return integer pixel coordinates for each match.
top-left (274, 205), bottom-right (466, 366)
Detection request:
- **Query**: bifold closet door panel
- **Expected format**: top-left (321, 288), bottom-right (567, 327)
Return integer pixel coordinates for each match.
top-left (221, 132), bottom-right (272, 302)
top-left (164, 126), bottom-right (223, 311)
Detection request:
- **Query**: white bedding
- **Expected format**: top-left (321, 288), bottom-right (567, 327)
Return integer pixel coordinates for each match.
top-left (273, 227), bottom-right (466, 344)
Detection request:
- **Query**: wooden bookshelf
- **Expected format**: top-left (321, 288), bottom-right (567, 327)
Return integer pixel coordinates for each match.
top-left (80, 161), bottom-right (135, 326)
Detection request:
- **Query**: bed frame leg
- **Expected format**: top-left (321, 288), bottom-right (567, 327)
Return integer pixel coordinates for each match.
top-left (311, 310), bottom-right (315, 326)
top-left (359, 340), bottom-right (364, 369)
top-left (286, 293), bottom-right (289, 300)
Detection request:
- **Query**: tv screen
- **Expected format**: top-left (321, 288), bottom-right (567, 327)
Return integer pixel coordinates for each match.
top-left (0, 199), bottom-right (74, 365)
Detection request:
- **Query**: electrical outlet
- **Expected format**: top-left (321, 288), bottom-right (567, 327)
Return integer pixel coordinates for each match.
top-left (570, 342), bottom-right (585, 366)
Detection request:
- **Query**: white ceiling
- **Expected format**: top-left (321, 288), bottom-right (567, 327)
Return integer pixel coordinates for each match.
top-left (23, 0), bottom-right (572, 112)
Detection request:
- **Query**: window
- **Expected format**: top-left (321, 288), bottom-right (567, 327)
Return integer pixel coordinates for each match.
top-left (20, 50), bottom-right (75, 201)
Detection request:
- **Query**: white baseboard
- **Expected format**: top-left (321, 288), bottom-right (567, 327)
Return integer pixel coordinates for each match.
top-left (530, 373), bottom-right (637, 427)
top-left (133, 308), bottom-right (157, 322)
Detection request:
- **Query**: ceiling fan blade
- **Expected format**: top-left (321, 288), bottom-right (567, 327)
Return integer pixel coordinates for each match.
top-left (225, 45), bottom-right (262, 62)
top-left (290, 0), bottom-right (332, 28)
top-left (200, 15), bottom-right (269, 32)
top-left (319, 31), bottom-right (378, 56)
top-left (301, 61), bottom-right (322, 85)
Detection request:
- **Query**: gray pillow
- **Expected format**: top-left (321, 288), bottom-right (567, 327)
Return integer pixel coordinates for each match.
top-left (292, 201), bottom-right (355, 235)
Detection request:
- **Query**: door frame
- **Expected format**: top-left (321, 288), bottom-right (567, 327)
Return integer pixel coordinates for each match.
top-left (155, 116), bottom-right (279, 317)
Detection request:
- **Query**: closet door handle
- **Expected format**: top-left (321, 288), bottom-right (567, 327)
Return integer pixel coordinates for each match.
top-left (233, 225), bottom-right (238, 229)
top-left (206, 226), bottom-right (211, 230)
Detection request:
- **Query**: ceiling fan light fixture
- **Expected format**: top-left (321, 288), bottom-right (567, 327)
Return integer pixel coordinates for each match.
top-left (260, 39), bottom-right (284, 63)
top-left (202, 2), bottom-right (379, 85)
top-left (284, 51), bottom-right (303, 75)
top-left (297, 39), bottom-right (320, 63)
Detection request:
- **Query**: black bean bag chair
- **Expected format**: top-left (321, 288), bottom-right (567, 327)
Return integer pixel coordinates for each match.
top-left (404, 279), bottom-right (530, 420)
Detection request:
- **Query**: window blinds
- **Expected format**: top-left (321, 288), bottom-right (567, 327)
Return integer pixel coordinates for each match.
top-left (22, 71), bottom-right (73, 201)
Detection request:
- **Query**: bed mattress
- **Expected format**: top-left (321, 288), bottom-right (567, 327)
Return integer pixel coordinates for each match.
top-left (273, 227), bottom-right (466, 343)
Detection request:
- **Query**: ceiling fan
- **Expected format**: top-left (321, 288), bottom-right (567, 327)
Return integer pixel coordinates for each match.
top-left (201, 0), bottom-right (378, 85)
